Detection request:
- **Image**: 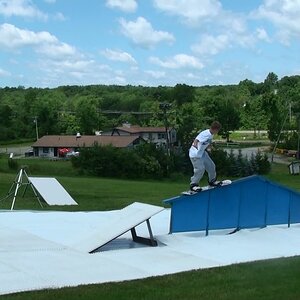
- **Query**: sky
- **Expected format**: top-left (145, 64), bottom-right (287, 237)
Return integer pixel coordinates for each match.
top-left (0, 0), bottom-right (300, 88)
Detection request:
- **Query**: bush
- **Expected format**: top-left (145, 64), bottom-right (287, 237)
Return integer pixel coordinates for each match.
top-left (210, 148), bottom-right (271, 177)
top-left (71, 143), bottom-right (271, 180)
top-left (71, 143), bottom-right (173, 179)
top-left (7, 158), bottom-right (19, 170)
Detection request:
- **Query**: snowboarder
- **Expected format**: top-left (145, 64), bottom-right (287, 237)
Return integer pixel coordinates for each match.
top-left (189, 121), bottom-right (221, 192)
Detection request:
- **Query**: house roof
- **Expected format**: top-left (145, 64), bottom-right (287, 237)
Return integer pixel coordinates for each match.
top-left (32, 135), bottom-right (142, 148)
top-left (115, 126), bottom-right (168, 134)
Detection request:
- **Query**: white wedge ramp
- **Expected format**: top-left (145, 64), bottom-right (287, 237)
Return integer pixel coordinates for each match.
top-left (28, 177), bottom-right (78, 206)
top-left (71, 202), bottom-right (164, 253)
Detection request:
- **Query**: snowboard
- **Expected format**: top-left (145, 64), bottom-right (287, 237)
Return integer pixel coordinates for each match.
top-left (181, 179), bottom-right (232, 196)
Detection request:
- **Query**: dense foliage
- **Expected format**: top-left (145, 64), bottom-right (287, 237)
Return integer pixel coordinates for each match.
top-left (71, 144), bottom-right (271, 179)
top-left (71, 143), bottom-right (176, 179)
top-left (1, 73), bottom-right (300, 150)
top-left (210, 149), bottom-right (271, 177)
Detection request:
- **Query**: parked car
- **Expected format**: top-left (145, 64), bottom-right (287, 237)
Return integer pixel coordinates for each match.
top-left (66, 151), bottom-right (80, 158)
top-left (25, 150), bottom-right (34, 157)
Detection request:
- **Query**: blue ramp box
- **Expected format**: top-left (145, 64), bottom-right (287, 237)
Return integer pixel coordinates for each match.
top-left (163, 175), bottom-right (300, 234)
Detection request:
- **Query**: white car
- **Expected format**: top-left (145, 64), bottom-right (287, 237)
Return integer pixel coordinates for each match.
top-left (66, 151), bottom-right (80, 157)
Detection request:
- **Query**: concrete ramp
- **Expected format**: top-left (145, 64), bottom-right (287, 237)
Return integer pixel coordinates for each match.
top-left (28, 177), bottom-right (78, 206)
top-left (71, 202), bottom-right (164, 253)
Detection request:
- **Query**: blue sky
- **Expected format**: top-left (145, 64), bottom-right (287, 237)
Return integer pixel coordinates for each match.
top-left (0, 0), bottom-right (300, 88)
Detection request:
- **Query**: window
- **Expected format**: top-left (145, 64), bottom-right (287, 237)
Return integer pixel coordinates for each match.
top-left (158, 133), bottom-right (166, 139)
top-left (43, 147), bottom-right (49, 154)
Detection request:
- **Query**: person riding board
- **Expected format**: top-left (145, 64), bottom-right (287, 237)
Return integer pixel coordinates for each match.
top-left (189, 121), bottom-right (222, 192)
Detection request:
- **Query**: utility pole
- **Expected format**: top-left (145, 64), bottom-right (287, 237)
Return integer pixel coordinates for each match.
top-left (33, 116), bottom-right (39, 141)
top-left (297, 116), bottom-right (300, 160)
top-left (159, 102), bottom-right (171, 156)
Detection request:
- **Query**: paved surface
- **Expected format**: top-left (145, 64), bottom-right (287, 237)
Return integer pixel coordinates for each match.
top-left (223, 146), bottom-right (292, 165)
top-left (0, 146), bottom-right (32, 156)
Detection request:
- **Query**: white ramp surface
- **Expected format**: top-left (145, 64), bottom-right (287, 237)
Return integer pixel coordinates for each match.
top-left (29, 177), bottom-right (78, 206)
top-left (1, 209), bottom-right (300, 296)
top-left (71, 202), bottom-right (164, 252)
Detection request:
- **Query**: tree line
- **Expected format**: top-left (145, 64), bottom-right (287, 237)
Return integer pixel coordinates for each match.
top-left (1, 72), bottom-right (300, 151)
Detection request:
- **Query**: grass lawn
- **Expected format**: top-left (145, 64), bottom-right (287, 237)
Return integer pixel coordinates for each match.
top-left (0, 157), bottom-right (300, 299)
top-left (0, 156), bottom-right (187, 210)
top-left (2, 257), bottom-right (300, 300)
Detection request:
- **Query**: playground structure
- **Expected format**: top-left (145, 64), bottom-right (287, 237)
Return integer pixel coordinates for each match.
top-left (164, 175), bottom-right (300, 235)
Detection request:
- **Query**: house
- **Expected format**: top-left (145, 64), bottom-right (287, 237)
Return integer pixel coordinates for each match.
top-left (32, 135), bottom-right (144, 158)
top-left (110, 124), bottom-right (177, 148)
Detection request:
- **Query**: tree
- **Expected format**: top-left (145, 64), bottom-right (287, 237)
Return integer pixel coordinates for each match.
top-left (201, 96), bottom-right (240, 142)
top-left (75, 96), bottom-right (99, 134)
top-left (261, 91), bottom-right (283, 142)
top-left (175, 102), bottom-right (204, 153)
top-left (172, 84), bottom-right (195, 106)
top-left (263, 72), bottom-right (278, 93)
top-left (217, 99), bottom-right (240, 142)
top-left (240, 97), bottom-right (268, 134)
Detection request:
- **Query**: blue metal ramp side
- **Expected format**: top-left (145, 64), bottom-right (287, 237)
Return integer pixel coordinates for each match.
top-left (163, 175), bottom-right (300, 234)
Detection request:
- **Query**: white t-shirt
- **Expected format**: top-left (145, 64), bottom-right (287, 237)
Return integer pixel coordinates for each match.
top-left (189, 129), bottom-right (213, 158)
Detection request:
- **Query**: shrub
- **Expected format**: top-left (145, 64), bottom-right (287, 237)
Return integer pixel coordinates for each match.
top-left (210, 148), bottom-right (271, 177)
top-left (8, 158), bottom-right (18, 170)
top-left (72, 143), bottom-right (171, 179)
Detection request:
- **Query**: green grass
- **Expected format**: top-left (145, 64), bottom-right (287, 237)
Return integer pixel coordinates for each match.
top-left (0, 139), bottom-right (35, 147)
top-left (2, 257), bottom-right (300, 300)
top-left (229, 131), bottom-right (269, 141)
top-left (267, 163), bottom-right (300, 190)
top-left (0, 172), bottom-right (188, 211)
top-left (0, 155), bottom-right (188, 210)
top-left (1, 157), bottom-right (300, 299)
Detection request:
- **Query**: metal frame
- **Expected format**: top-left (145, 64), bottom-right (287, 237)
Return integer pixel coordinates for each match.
top-left (90, 218), bottom-right (158, 253)
top-left (8, 168), bottom-right (43, 210)
top-left (130, 219), bottom-right (158, 246)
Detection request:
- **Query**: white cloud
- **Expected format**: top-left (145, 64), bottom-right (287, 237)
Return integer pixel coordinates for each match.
top-left (153, 0), bottom-right (221, 25)
top-left (0, 68), bottom-right (11, 77)
top-left (153, 0), bottom-right (258, 55)
top-left (0, 23), bottom-right (57, 49)
top-left (256, 28), bottom-right (271, 42)
top-left (119, 17), bottom-right (175, 48)
top-left (253, 0), bottom-right (300, 44)
top-left (0, 24), bottom-right (131, 87)
top-left (192, 34), bottom-right (230, 56)
top-left (54, 12), bottom-right (66, 21)
top-left (48, 59), bottom-right (96, 72)
top-left (0, 0), bottom-right (48, 20)
top-left (36, 42), bottom-right (78, 59)
top-left (101, 49), bottom-right (137, 64)
top-left (106, 0), bottom-right (137, 13)
top-left (150, 54), bottom-right (204, 69)
top-left (0, 23), bottom-right (83, 62)
top-left (37, 57), bottom-right (130, 87)
top-left (186, 72), bottom-right (200, 79)
top-left (145, 70), bottom-right (166, 79)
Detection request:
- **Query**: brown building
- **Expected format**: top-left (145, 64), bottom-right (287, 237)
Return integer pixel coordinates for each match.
top-left (110, 124), bottom-right (177, 148)
top-left (32, 135), bottom-right (144, 158)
